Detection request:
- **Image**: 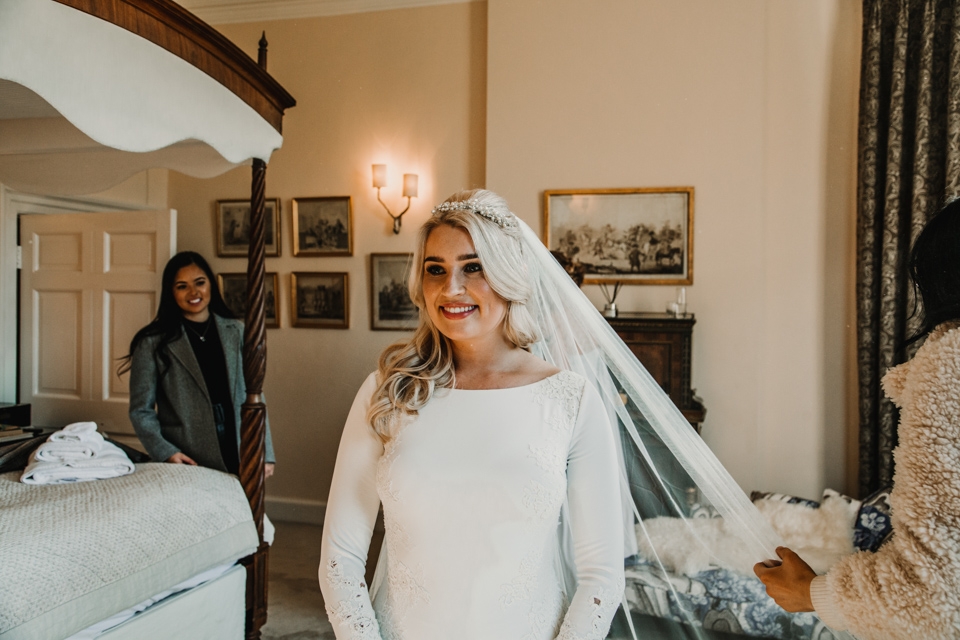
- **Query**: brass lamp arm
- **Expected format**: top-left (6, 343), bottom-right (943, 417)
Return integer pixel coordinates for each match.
top-left (376, 187), bottom-right (412, 234)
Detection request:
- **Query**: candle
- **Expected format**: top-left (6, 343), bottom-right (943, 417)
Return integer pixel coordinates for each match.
top-left (402, 174), bottom-right (419, 198)
top-left (372, 164), bottom-right (387, 188)
top-left (678, 287), bottom-right (686, 305)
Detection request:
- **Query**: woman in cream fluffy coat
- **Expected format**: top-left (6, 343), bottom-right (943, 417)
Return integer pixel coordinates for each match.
top-left (755, 200), bottom-right (960, 640)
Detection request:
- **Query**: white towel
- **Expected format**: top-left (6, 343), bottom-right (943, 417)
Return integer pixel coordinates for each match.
top-left (34, 441), bottom-right (100, 462)
top-left (21, 440), bottom-right (134, 485)
top-left (48, 421), bottom-right (104, 444)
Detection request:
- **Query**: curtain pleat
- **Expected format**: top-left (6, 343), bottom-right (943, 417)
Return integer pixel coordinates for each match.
top-left (857, 0), bottom-right (960, 496)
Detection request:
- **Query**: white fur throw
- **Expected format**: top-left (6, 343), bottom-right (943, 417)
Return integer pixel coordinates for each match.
top-left (754, 489), bottom-right (859, 573)
top-left (636, 489), bottom-right (860, 576)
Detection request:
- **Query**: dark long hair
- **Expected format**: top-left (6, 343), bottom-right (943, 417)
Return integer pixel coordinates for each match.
top-left (906, 198), bottom-right (960, 344)
top-left (117, 251), bottom-right (235, 376)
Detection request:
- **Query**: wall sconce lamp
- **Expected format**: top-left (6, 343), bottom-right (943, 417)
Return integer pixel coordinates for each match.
top-left (372, 164), bottom-right (418, 234)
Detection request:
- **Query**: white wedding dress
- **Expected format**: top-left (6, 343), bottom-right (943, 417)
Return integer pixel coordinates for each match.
top-left (319, 370), bottom-right (625, 640)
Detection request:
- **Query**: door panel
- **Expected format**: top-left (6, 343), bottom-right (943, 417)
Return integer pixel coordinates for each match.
top-left (104, 290), bottom-right (156, 401)
top-left (20, 210), bottom-right (174, 433)
top-left (36, 233), bottom-right (83, 270)
top-left (35, 290), bottom-right (82, 396)
top-left (105, 232), bottom-right (157, 272)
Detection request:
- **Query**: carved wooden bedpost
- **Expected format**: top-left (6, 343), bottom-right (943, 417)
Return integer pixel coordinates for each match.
top-left (239, 31), bottom-right (271, 640)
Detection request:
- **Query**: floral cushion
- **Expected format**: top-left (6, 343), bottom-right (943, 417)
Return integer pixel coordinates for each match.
top-left (852, 487), bottom-right (893, 552)
top-left (624, 558), bottom-right (841, 639)
top-left (750, 490), bottom-right (820, 510)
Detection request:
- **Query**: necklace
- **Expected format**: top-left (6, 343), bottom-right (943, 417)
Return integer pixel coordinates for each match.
top-left (184, 317), bottom-right (212, 342)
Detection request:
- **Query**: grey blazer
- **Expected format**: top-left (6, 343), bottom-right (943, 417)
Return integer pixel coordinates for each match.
top-left (128, 315), bottom-right (275, 471)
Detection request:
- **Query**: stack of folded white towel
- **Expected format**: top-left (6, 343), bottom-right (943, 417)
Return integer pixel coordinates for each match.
top-left (21, 422), bottom-right (135, 485)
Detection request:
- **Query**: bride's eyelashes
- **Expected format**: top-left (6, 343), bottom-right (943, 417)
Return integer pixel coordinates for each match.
top-left (424, 261), bottom-right (484, 277)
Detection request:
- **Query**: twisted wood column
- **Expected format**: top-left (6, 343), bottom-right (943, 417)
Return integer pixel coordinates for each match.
top-left (241, 156), bottom-right (267, 534)
top-left (240, 31), bottom-right (271, 640)
top-left (240, 156), bottom-right (269, 640)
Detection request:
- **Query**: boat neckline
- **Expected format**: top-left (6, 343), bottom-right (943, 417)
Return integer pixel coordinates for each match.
top-left (448, 370), bottom-right (568, 392)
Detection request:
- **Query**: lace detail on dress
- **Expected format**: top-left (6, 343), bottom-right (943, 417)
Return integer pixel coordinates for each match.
top-left (376, 425), bottom-right (429, 640)
top-left (383, 514), bottom-right (408, 549)
top-left (324, 556), bottom-right (381, 639)
top-left (502, 373), bottom-right (585, 626)
top-left (387, 558), bottom-right (430, 608)
top-left (529, 371), bottom-right (583, 476)
top-left (523, 480), bottom-right (565, 521)
top-left (554, 576), bottom-right (625, 640)
top-left (522, 590), bottom-right (566, 640)
top-left (376, 603), bottom-right (403, 640)
top-left (529, 442), bottom-right (566, 473)
top-left (376, 435), bottom-right (404, 504)
top-left (533, 371), bottom-right (583, 430)
top-left (500, 546), bottom-right (545, 606)
top-left (529, 370), bottom-right (583, 484)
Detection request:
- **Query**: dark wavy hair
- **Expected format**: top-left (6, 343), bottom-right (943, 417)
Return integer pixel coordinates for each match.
top-left (117, 251), bottom-right (235, 376)
top-left (906, 198), bottom-right (960, 344)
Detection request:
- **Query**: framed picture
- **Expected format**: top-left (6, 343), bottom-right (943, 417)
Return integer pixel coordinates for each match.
top-left (370, 253), bottom-right (417, 331)
top-left (543, 187), bottom-right (694, 285)
top-left (292, 196), bottom-right (353, 256)
top-left (216, 198), bottom-right (281, 257)
top-left (216, 272), bottom-right (280, 328)
top-left (291, 272), bottom-right (349, 329)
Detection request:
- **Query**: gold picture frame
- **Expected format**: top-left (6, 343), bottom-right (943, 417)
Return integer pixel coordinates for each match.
top-left (216, 272), bottom-right (280, 328)
top-left (290, 272), bottom-right (349, 329)
top-left (370, 253), bottom-right (417, 331)
top-left (215, 198), bottom-right (281, 257)
top-left (543, 187), bottom-right (694, 285)
top-left (292, 196), bottom-right (353, 257)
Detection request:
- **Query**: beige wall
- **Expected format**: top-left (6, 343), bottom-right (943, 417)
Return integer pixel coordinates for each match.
top-left (169, 0), bottom-right (861, 511)
top-left (487, 0), bottom-right (861, 498)
top-left (168, 3), bottom-right (486, 516)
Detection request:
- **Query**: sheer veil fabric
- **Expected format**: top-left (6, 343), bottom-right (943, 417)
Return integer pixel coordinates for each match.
top-left (370, 211), bottom-right (835, 638)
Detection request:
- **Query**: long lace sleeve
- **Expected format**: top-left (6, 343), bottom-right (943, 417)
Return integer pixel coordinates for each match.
top-left (556, 383), bottom-right (626, 640)
top-left (319, 373), bottom-right (385, 640)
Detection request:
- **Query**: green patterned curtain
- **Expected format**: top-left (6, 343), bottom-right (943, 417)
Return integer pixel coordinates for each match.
top-left (857, 0), bottom-right (960, 496)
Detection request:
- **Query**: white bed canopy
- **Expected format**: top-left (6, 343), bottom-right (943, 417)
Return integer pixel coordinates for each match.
top-left (0, 0), bottom-right (290, 195)
top-left (0, 2), bottom-right (295, 636)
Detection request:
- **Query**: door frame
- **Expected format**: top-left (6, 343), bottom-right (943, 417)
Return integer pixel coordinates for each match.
top-left (0, 186), bottom-right (150, 403)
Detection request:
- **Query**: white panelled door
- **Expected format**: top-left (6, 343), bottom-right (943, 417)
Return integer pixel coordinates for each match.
top-left (20, 211), bottom-right (175, 433)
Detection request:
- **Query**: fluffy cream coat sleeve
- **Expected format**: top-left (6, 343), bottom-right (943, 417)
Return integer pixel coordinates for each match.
top-left (812, 323), bottom-right (960, 640)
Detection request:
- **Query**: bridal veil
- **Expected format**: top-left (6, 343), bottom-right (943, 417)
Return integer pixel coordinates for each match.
top-left (371, 193), bottom-right (846, 639)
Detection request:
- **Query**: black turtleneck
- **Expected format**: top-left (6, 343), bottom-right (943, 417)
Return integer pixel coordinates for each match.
top-left (182, 316), bottom-right (238, 474)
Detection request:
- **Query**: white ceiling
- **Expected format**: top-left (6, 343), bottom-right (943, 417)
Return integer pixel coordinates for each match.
top-left (176, 0), bottom-right (476, 25)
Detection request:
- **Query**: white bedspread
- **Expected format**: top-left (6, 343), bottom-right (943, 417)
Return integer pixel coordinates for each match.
top-left (0, 463), bottom-right (259, 640)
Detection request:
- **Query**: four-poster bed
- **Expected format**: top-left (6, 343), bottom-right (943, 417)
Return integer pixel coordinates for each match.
top-left (0, 0), bottom-right (295, 638)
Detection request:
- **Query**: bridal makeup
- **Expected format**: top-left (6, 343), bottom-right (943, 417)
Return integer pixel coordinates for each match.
top-left (421, 225), bottom-right (508, 345)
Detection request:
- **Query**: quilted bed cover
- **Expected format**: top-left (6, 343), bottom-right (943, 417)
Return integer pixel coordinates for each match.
top-left (0, 463), bottom-right (258, 640)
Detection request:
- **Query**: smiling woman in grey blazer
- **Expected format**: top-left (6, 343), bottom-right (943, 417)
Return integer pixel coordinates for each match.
top-left (119, 251), bottom-right (275, 477)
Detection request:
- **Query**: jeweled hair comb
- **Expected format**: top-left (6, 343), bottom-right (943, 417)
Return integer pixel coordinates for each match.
top-left (431, 200), bottom-right (520, 231)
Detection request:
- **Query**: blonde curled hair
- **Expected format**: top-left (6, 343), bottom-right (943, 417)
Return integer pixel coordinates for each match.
top-left (367, 189), bottom-right (540, 441)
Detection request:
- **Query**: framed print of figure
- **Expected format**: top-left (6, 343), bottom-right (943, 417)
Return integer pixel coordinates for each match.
top-left (543, 187), bottom-right (693, 285)
top-left (216, 198), bottom-right (281, 257)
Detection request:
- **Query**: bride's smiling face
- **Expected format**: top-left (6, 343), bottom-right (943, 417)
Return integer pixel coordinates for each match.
top-left (421, 224), bottom-right (508, 345)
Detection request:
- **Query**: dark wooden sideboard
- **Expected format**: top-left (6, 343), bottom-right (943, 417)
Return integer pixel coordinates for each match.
top-left (605, 312), bottom-right (706, 432)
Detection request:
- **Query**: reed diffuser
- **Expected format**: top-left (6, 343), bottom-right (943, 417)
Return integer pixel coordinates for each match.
top-left (600, 282), bottom-right (622, 318)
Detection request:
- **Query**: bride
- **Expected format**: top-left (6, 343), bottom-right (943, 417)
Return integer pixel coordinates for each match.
top-left (319, 189), bottom-right (780, 639)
